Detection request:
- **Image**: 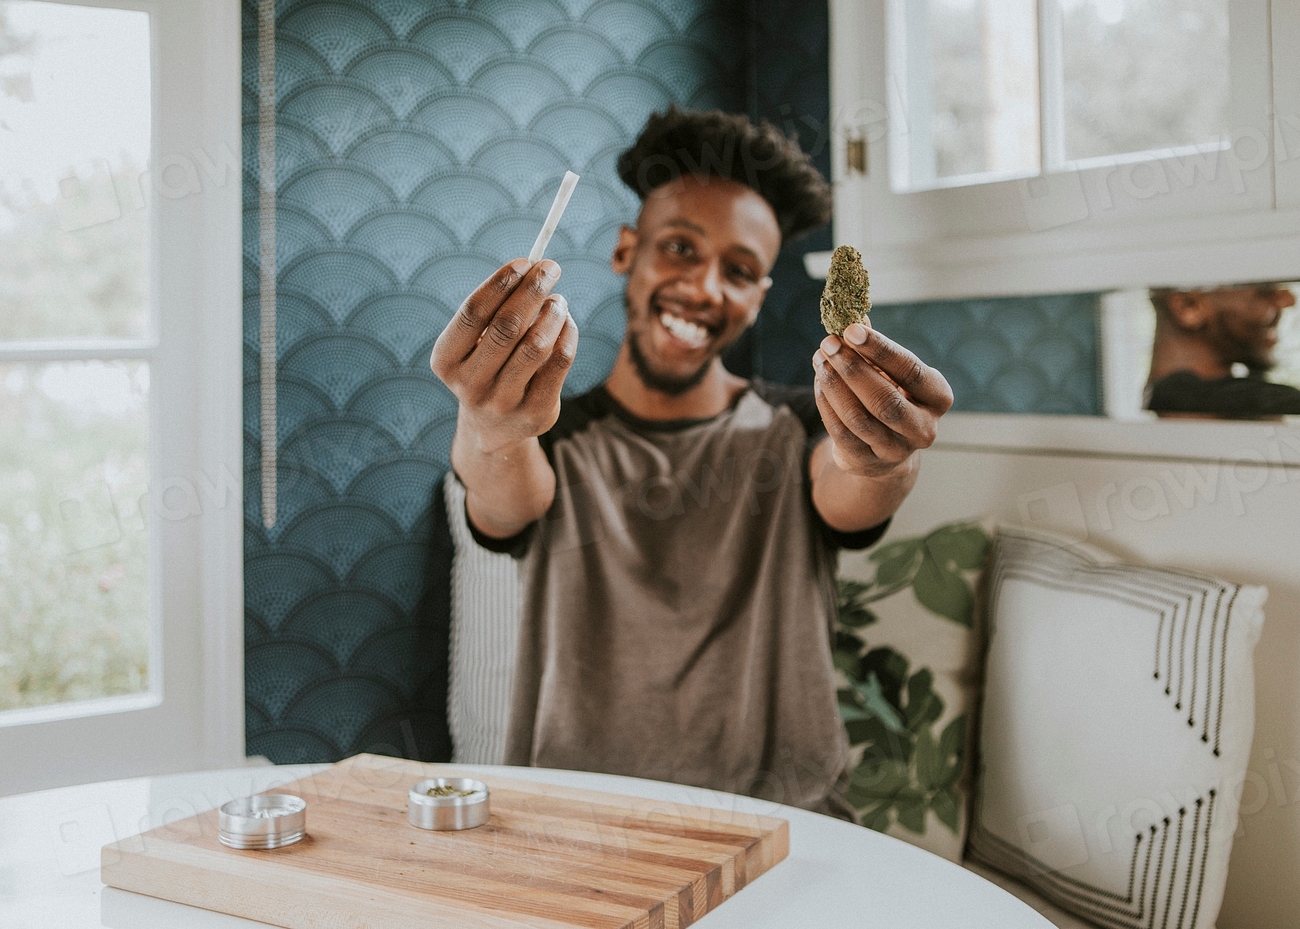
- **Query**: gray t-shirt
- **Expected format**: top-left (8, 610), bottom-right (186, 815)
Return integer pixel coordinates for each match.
top-left (468, 380), bottom-right (887, 816)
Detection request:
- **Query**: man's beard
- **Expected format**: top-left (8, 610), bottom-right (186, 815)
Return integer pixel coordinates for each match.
top-left (1210, 321), bottom-right (1275, 374)
top-left (627, 328), bottom-right (712, 397)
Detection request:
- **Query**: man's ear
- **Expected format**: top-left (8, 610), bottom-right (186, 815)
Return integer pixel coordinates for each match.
top-left (611, 225), bottom-right (638, 274)
top-left (1168, 292), bottom-right (1210, 330)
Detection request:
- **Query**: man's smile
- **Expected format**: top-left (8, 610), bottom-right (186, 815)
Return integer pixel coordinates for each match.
top-left (657, 309), bottom-right (711, 350)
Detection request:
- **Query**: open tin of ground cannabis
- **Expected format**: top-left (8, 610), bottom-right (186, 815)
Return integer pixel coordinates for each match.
top-left (218, 794), bottom-right (307, 850)
top-left (407, 777), bottom-right (490, 831)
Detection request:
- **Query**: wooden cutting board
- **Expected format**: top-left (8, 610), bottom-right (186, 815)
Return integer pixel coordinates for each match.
top-left (100, 753), bottom-right (788, 929)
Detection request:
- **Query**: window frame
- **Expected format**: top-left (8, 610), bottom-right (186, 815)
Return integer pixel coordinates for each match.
top-left (819, 0), bottom-right (1300, 304)
top-left (0, 0), bottom-right (243, 795)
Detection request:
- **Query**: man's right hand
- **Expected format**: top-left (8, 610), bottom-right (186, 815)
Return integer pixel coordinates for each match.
top-left (431, 258), bottom-right (579, 454)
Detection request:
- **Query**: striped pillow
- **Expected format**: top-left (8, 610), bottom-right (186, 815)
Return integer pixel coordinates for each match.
top-left (968, 526), bottom-right (1266, 929)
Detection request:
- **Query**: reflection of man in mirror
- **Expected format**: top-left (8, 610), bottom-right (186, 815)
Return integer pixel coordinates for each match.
top-left (1144, 282), bottom-right (1300, 418)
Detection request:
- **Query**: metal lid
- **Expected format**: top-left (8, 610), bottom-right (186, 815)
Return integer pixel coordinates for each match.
top-left (408, 778), bottom-right (490, 831)
top-left (218, 794), bottom-right (307, 850)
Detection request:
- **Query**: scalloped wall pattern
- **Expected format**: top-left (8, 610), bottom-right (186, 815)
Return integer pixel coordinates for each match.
top-left (871, 294), bottom-right (1101, 415)
top-left (242, 0), bottom-right (744, 763)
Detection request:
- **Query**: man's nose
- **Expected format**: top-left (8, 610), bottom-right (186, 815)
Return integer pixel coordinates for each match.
top-left (1274, 287), bottom-right (1297, 309)
top-left (684, 260), bottom-right (725, 305)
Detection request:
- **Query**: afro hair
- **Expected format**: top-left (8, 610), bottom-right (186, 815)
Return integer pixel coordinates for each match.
top-left (616, 106), bottom-right (832, 242)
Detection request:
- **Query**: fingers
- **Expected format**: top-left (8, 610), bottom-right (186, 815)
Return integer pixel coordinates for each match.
top-left (838, 324), bottom-right (955, 412)
top-left (431, 259), bottom-right (561, 383)
top-left (523, 312), bottom-right (579, 410)
top-left (495, 294), bottom-right (570, 403)
top-left (460, 259), bottom-right (562, 380)
top-left (814, 354), bottom-right (912, 465)
top-left (811, 340), bottom-right (935, 449)
top-left (813, 379), bottom-right (872, 469)
top-left (432, 258), bottom-right (531, 371)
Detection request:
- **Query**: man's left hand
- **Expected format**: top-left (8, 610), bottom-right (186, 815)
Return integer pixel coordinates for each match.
top-left (813, 321), bottom-right (953, 477)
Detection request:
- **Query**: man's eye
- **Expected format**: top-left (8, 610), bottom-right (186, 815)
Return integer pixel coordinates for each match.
top-left (663, 240), bottom-right (691, 257)
top-left (727, 264), bottom-right (758, 284)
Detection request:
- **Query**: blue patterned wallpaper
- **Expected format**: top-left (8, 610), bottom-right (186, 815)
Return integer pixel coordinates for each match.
top-left (871, 294), bottom-right (1101, 415)
top-left (241, 0), bottom-right (744, 763)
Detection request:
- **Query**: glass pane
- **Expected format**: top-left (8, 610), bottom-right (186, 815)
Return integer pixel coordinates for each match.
top-left (929, 0), bottom-right (1040, 180)
top-left (0, 1), bottom-right (151, 340)
top-left (1060, 0), bottom-right (1230, 162)
top-left (0, 360), bottom-right (150, 713)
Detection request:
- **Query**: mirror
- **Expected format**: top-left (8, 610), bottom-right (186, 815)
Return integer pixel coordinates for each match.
top-left (1100, 282), bottom-right (1300, 421)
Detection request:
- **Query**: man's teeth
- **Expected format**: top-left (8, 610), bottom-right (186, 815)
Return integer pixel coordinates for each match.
top-left (660, 312), bottom-right (708, 348)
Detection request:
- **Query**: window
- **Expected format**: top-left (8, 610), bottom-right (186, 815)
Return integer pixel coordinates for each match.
top-left (892, 0), bottom-right (1042, 190)
top-left (0, 0), bottom-right (153, 718)
top-left (822, 0), bottom-right (1300, 304)
top-left (0, 0), bottom-right (241, 795)
top-left (892, 0), bottom-right (1233, 192)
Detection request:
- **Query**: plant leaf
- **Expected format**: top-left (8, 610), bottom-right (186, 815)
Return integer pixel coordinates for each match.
top-left (895, 797), bottom-right (927, 834)
top-left (850, 758), bottom-right (910, 800)
top-left (859, 647), bottom-right (908, 707)
top-left (844, 718), bottom-right (874, 746)
top-left (849, 718), bottom-right (914, 761)
top-left (833, 650), bottom-right (859, 678)
top-left (867, 537), bottom-right (922, 567)
top-left (924, 523), bottom-right (990, 571)
top-left (931, 785), bottom-right (961, 834)
top-left (836, 581), bottom-right (880, 629)
top-left (859, 725), bottom-right (915, 765)
top-left (833, 628), bottom-right (863, 652)
top-left (832, 630), bottom-right (863, 677)
top-left (854, 673), bottom-right (906, 733)
top-left (839, 578), bottom-right (872, 597)
top-left (873, 544), bottom-right (922, 588)
top-left (903, 668), bottom-right (943, 731)
top-left (859, 801), bottom-right (893, 832)
top-left (837, 579), bottom-right (872, 605)
top-left (913, 550), bottom-right (975, 626)
top-left (838, 689), bottom-right (871, 723)
top-left (839, 604), bottom-right (879, 629)
top-left (914, 728), bottom-right (945, 791)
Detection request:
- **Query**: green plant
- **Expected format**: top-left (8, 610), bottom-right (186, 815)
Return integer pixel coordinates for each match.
top-left (833, 521), bottom-right (990, 835)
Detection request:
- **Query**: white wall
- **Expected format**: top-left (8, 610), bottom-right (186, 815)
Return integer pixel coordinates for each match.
top-left (896, 431), bottom-right (1300, 929)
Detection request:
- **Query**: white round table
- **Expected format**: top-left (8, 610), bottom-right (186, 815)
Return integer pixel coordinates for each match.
top-left (0, 762), bottom-right (1055, 928)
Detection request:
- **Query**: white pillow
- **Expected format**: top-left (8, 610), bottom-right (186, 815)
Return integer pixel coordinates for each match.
top-left (968, 527), bottom-right (1265, 929)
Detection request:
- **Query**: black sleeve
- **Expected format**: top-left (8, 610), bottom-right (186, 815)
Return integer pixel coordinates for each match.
top-left (463, 498), bottom-right (534, 558)
top-left (749, 379), bottom-right (891, 551)
top-left (1147, 371), bottom-right (1300, 416)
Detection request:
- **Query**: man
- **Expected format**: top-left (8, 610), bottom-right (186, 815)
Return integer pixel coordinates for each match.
top-left (430, 108), bottom-right (952, 817)
top-left (1145, 282), bottom-right (1300, 418)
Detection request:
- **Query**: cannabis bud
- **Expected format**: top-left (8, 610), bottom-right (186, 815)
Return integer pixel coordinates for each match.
top-left (819, 245), bottom-right (871, 337)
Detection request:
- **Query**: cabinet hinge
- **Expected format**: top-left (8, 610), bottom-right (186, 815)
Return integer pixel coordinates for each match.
top-left (845, 136), bottom-right (867, 176)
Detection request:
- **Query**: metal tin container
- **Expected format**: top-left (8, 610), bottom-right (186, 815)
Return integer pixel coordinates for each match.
top-left (218, 794), bottom-right (307, 850)
top-left (408, 778), bottom-right (490, 831)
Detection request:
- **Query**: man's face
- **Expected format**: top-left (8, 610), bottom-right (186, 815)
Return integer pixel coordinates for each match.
top-left (1200, 284), bottom-right (1297, 372)
top-left (611, 175), bottom-right (781, 395)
